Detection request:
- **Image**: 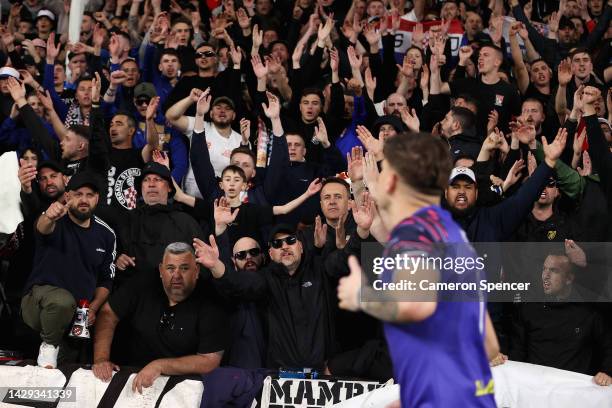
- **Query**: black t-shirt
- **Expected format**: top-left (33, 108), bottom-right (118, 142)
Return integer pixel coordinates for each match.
top-left (106, 148), bottom-right (144, 212)
top-left (451, 77), bottom-right (521, 138)
top-left (227, 203), bottom-right (274, 247)
top-left (108, 277), bottom-right (228, 367)
top-left (193, 199), bottom-right (275, 247)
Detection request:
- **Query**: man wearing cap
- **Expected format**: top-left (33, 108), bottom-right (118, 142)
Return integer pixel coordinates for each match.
top-left (166, 88), bottom-right (243, 193)
top-left (35, 9), bottom-right (55, 40)
top-left (18, 160), bottom-right (68, 218)
top-left (21, 171), bottom-right (116, 368)
top-left (164, 42), bottom-right (241, 117)
top-left (0, 67), bottom-right (21, 120)
top-left (129, 82), bottom-right (188, 184)
top-left (109, 162), bottom-right (203, 287)
top-left (194, 204), bottom-right (371, 369)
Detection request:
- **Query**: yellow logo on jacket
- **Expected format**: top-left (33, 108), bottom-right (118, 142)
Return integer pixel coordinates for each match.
top-left (474, 379), bottom-right (495, 397)
top-left (547, 230), bottom-right (557, 240)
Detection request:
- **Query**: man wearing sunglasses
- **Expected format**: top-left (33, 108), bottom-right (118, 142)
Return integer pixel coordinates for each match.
top-left (196, 216), bottom-right (370, 370)
top-left (224, 237), bottom-right (267, 368)
top-left (164, 42), bottom-right (241, 117)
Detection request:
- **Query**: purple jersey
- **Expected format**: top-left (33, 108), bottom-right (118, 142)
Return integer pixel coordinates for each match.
top-left (381, 205), bottom-right (495, 407)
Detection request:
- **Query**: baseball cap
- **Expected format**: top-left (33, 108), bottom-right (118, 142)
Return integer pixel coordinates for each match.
top-left (134, 82), bottom-right (157, 99)
top-left (212, 96), bottom-right (235, 110)
top-left (0, 67), bottom-right (20, 80)
top-left (66, 171), bottom-right (101, 192)
top-left (37, 160), bottom-right (68, 174)
top-left (138, 162), bottom-right (175, 195)
top-left (36, 9), bottom-right (55, 22)
top-left (268, 223), bottom-right (297, 243)
top-left (449, 167), bottom-right (477, 184)
top-left (373, 115), bottom-right (405, 136)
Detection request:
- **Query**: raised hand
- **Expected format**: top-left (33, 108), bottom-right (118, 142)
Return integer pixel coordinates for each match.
top-left (557, 58), bottom-right (572, 86)
top-left (91, 72), bottom-right (102, 103)
top-left (581, 86), bottom-right (601, 106)
top-left (145, 96), bottom-right (160, 121)
top-left (350, 191), bottom-right (374, 231)
top-left (542, 127), bottom-right (568, 168)
top-left (6, 77), bottom-right (25, 102)
top-left (307, 178), bottom-right (323, 196)
top-left (347, 146), bottom-right (364, 182)
top-left (313, 215), bottom-right (328, 249)
top-left (356, 125), bottom-right (383, 159)
top-left (337, 256), bottom-right (362, 311)
top-left (189, 87), bottom-right (204, 103)
top-left (152, 150), bottom-right (170, 169)
top-left (18, 159), bottom-right (37, 194)
top-left (313, 117), bottom-right (330, 147)
top-left (363, 22), bottom-right (381, 46)
top-left (109, 70), bottom-right (128, 86)
top-left (564, 239), bottom-right (586, 267)
top-left (196, 88), bottom-right (211, 116)
top-left (261, 91), bottom-right (280, 119)
top-left (363, 151), bottom-right (380, 190)
top-left (412, 23), bottom-right (424, 48)
top-left (44, 200), bottom-right (68, 222)
top-left (37, 90), bottom-right (54, 112)
top-left (400, 107), bottom-right (420, 132)
top-left (502, 159), bottom-right (526, 192)
top-left (347, 45), bottom-right (362, 70)
top-left (240, 118), bottom-right (250, 144)
top-left (251, 54), bottom-right (268, 79)
top-left (458, 45), bottom-right (473, 65)
top-left (213, 197), bottom-right (239, 227)
top-left (487, 110), bottom-right (499, 136)
top-left (577, 151), bottom-right (592, 176)
top-left (252, 24), bottom-right (263, 50)
top-left (229, 45), bottom-right (242, 67)
top-left (317, 12), bottom-right (334, 44)
top-left (329, 47), bottom-right (339, 73)
top-left (46, 33), bottom-right (60, 62)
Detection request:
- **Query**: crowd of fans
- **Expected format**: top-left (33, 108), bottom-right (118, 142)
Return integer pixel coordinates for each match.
top-left (0, 0), bottom-right (611, 394)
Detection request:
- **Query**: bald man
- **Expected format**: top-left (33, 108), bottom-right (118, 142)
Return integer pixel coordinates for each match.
top-left (232, 238), bottom-right (264, 273)
top-left (224, 237), bottom-right (266, 368)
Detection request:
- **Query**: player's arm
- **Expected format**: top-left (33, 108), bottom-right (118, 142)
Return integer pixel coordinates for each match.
top-left (484, 311), bottom-right (500, 360)
top-left (338, 253), bottom-right (438, 323)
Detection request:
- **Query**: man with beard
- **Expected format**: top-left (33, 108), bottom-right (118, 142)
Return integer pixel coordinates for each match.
top-left (222, 237), bottom-right (267, 368)
top-left (166, 89), bottom-right (243, 196)
top-left (21, 171), bottom-right (116, 368)
top-left (444, 127), bottom-right (567, 244)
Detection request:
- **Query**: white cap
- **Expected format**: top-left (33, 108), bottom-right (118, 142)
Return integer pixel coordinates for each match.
top-left (449, 167), bottom-right (476, 184)
top-left (0, 67), bottom-right (20, 80)
top-left (36, 9), bottom-right (55, 21)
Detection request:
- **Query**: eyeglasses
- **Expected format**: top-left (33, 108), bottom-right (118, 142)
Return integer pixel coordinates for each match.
top-left (135, 97), bottom-right (151, 106)
top-left (159, 310), bottom-right (175, 331)
top-left (233, 247), bottom-right (262, 260)
top-left (269, 235), bottom-right (297, 249)
top-left (196, 50), bottom-right (216, 59)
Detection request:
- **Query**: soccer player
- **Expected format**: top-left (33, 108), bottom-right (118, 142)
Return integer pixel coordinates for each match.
top-left (337, 133), bottom-right (499, 407)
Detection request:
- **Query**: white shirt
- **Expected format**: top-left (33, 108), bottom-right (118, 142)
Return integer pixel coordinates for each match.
top-left (182, 116), bottom-right (242, 198)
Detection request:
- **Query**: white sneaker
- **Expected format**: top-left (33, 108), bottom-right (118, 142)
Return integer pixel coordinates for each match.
top-left (37, 342), bottom-right (59, 369)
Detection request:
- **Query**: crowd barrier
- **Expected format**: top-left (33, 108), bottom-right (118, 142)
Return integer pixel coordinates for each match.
top-left (0, 360), bottom-right (611, 407)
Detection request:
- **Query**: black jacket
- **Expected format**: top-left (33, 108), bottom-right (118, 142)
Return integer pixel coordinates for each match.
top-left (99, 203), bottom-right (204, 286)
top-left (510, 299), bottom-right (612, 376)
top-left (212, 231), bottom-right (363, 369)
